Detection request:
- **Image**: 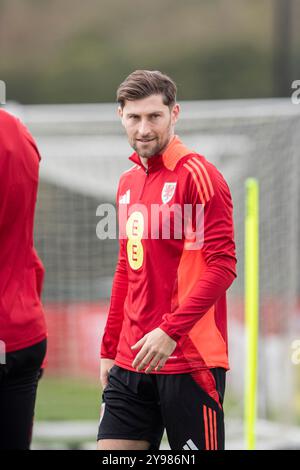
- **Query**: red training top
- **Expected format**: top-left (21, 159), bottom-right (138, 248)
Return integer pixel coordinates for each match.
top-left (0, 109), bottom-right (47, 353)
top-left (101, 135), bottom-right (237, 374)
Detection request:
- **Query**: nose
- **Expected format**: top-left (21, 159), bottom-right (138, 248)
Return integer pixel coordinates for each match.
top-left (138, 119), bottom-right (151, 137)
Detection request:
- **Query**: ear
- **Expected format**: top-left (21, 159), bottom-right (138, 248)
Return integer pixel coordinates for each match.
top-left (118, 106), bottom-right (125, 127)
top-left (117, 106), bottom-right (123, 118)
top-left (171, 103), bottom-right (180, 125)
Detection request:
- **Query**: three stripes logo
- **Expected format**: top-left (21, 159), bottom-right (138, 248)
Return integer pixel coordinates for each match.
top-left (183, 156), bottom-right (215, 204)
top-left (182, 406), bottom-right (218, 450)
top-left (203, 404), bottom-right (218, 450)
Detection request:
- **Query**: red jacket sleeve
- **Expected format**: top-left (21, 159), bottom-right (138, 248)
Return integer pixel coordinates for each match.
top-left (100, 185), bottom-right (128, 359)
top-left (159, 159), bottom-right (237, 342)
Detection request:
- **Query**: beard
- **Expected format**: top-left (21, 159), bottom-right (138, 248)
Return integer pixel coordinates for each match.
top-left (132, 138), bottom-right (162, 158)
top-left (131, 120), bottom-right (173, 158)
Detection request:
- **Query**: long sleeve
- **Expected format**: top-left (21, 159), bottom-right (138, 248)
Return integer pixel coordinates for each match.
top-left (100, 187), bottom-right (128, 359)
top-left (159, 160), bottom-right (237, 342)
top-left (0, 109), bottom-right (47, 351)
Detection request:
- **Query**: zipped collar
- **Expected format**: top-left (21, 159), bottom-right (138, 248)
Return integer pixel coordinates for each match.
top-left (129, 134), bottom-right (178, 173)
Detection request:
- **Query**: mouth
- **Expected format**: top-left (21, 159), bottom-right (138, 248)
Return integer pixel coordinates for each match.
top-left (136, 138), bottom-right (156, 143)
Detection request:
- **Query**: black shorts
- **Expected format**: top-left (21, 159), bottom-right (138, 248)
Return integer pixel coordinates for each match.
top-left (98, 365), bottom-right (226, 450)
top-left (0, 339), bottom-right (47, 450)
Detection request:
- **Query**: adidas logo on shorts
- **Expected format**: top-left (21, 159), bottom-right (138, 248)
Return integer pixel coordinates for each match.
top-left (183, 439), bottom-right (199, 450)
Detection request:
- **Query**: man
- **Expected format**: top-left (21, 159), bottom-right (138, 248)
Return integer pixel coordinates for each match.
top-left (98, 70), bottom-right (236, 450)
top-left (0, 109), bottom-right (47, 449)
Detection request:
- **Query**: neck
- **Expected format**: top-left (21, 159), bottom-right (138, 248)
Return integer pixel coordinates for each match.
top-left (140, 157), bottom-right (148, 169)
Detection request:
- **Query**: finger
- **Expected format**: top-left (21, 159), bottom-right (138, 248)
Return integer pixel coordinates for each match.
top-left (132, 345), bottom-right (149, 369)
top-left (144, 354), bottom-right (162, 374)
top-left (133, 346), bottom-right (157, 370)
top-left (153, 359), bottom-right (166, 373)
top-left (136, 350), bottom-right (157, 372)
top-left (131, 335), bottom-right (147, 351)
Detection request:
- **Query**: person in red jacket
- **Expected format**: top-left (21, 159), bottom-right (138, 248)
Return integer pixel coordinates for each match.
top-left (0, 109), bottom-right (47, 450)
top-left (98, 70), bottom-right (237, 451)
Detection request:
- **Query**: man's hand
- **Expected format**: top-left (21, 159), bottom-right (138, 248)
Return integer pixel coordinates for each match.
top-left (100, 358), bottom-right (115, 389)
top-left (131, 328), bottom-right (177, 374)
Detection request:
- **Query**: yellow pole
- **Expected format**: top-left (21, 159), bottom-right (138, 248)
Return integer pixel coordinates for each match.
top-left (244, 178), bottom-right (259, 450)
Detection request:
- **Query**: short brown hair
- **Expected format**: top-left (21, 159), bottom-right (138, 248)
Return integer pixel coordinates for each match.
top-left (117, 70), bottom-right (177, 109)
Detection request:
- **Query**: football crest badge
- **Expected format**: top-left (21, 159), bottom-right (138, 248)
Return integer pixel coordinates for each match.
top-left (161, 182), bottom-right (177, 204)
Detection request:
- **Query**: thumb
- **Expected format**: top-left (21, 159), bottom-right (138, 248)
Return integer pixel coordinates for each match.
top-left (131, 335), bottom-right (147, 350)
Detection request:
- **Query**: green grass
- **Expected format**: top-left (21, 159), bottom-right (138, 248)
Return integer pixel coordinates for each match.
top-left (35, 376), bottom-right (243, 423)
top-left (35, 373), bottom-right (300, 425)
top-left (35, 375), bottom-right (102, 421)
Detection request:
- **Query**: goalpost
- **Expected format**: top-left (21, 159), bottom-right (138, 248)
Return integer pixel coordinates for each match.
top-left (244, 178), bottom-right (259, 450)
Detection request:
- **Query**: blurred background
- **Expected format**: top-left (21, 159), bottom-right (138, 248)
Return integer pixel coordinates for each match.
top-left (1, 0), bottom-right (300, 449)
top-left (1, 0), bottom-right (300, 102)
